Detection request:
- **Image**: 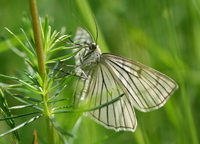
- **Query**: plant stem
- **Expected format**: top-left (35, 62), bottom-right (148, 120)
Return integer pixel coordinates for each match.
top-left (29, 0), bottom-right (55, 143)
top-left (29, 0), bottom-right (46, 80)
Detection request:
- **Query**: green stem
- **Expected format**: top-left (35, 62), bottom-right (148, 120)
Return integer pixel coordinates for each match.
top-left (29, 0), bottom-right (46, 80)
top-left (29, 0), bottom-right (55, 143)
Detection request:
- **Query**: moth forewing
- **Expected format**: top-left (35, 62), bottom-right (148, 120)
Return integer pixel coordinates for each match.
top-left (102, 53), bottom-right (178, 112)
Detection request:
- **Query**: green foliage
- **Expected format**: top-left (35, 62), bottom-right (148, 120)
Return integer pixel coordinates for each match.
top-left (0, 14), bottom-right (79, 143)
top-left (0, 0), bottom-right (199, 144)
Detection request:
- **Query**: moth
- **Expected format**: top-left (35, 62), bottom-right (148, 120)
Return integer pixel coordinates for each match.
top-left (72, 27), bottom-right (178, 132)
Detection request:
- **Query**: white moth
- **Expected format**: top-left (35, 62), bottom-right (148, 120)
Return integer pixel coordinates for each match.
top-left (72, 27), bottom-right (178, 132)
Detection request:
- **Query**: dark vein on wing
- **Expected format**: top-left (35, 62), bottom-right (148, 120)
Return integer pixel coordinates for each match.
top-left (106, 59), bottom-right (148, 109)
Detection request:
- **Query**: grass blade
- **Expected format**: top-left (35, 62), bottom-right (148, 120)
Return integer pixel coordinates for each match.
top-left (0, 114), bottom-right (43, 137)
top-left (0, 112), bottom-right (41, 121)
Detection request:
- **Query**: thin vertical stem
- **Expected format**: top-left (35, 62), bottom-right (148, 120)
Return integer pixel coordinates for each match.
top-left (29, 0), bottom-right (55, 144)
top-left (29, 0), bottom-right (46, 80)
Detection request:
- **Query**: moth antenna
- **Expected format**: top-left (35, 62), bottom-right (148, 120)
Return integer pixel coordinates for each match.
top-left (92, 13), bottom-right (99, 45)
top-left (72, 13), bottom-right (95, 42)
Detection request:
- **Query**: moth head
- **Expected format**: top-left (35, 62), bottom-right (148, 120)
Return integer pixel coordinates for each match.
top-left (89, 43), bottom-right (97, 50)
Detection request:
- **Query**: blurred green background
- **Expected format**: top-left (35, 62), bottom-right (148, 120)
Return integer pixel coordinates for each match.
top-left (0, 0), bottom-right (200, 144)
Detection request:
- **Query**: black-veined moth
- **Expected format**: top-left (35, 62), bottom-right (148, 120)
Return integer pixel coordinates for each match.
top-left (72, 27), bottom-right (178, 132)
